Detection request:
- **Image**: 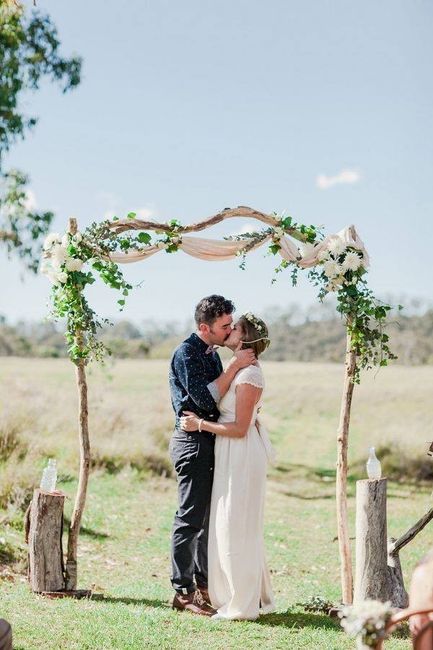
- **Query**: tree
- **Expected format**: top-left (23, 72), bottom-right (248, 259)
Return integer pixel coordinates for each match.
top-left (0, 2), bottom-right (82, 271)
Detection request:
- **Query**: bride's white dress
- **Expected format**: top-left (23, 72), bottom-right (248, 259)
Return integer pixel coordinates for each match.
top-left (208, 364), bottom-right (276, 620)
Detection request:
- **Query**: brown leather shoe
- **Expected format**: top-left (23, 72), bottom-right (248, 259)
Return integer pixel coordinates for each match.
top-left (172, 590), bottom-right (217, 617)
top-left (197, 586), bottom-right (212, 606)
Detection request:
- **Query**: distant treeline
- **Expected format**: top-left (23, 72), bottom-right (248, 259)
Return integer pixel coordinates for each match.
top-left (1, 302), bottom-right (432, 364)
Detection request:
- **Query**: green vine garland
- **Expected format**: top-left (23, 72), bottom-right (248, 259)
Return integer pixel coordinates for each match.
top-left (41, 211), bottom-right (397, 380)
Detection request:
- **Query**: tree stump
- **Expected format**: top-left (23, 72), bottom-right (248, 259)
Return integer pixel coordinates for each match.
top-left (354, 478), bottom-right (408, 608)
top-left (28, 489), bottom-right (65, 593)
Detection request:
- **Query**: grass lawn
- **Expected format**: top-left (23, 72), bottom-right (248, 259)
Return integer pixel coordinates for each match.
top-left (1, 359), bottom-right (433, 649)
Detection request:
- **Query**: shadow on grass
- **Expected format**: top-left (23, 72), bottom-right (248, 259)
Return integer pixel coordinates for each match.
top-left (273, 461), bottom-right (428, 501)
top-left (254, 610), bottom-right (340, 631)
top-left (92, 594), bottom-right (170, 608)
top-left (63, 516), bottom-right (109, 540)
top-left (281, 491), bottom-right (334, 500)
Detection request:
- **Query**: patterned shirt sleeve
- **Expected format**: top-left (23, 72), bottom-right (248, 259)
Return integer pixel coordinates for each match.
top-left (173, 345), bottom-right (218, 412)
top-left (207, 380), bottom-right (220, 403)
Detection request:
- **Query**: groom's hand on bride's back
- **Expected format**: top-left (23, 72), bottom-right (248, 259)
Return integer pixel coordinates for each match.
top-left (231, 343), bottom-right (255, 369)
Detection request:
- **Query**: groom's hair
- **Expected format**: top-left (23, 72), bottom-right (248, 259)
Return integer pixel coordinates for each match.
top-left (194, 295), bottom-right (235, 326)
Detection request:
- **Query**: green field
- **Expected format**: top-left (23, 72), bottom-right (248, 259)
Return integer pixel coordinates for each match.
top-left (1, 359), bottom-right (433, 649)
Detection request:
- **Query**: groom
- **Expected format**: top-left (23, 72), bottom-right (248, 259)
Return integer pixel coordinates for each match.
top-left (169, 295), bottom-right (255, 616)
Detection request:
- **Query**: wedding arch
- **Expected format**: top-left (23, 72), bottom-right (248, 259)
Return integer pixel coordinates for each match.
top-left (39, 206), bottom-right (396, 604)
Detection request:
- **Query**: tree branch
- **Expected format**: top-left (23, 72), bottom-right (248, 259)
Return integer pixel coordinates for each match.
top-left (0, 230), bottom-right (19, 243)
top-left (107, 206), bottom-right (310, 243)
top-left (390, 507), bottom-right (433, 555)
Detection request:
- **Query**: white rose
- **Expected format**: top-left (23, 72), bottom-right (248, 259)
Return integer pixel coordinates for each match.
top-left (327, 237), bottom-right (346, 257)
top-left (43, 233), bottom-right (60, 250)
top-left (57, 271), bottom-right (68, 284)
top-left (65, 257), bottom-right (84, 272)
top-left (273, 227), bottom-right (285, 239)
top-left (47, 271), bottom-right (59, 285)
top-left (51, 244), bottom-right (67, 265)
top-left (51, 258), bottom-right (63, 271)
top-left (342, 251), bottom-right (362, 272)
top-left (61, 233), bottom-right (70, 248)
top-left (40, 261), bottom-right (50, 276)
top-left (323, 260), bottom-right (341, 278)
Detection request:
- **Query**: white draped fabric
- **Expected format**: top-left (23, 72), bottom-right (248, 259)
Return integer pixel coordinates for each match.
top-left (108, 225), bottom-right (369, 268)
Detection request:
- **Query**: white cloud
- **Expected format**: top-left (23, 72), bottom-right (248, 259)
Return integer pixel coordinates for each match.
top-left (136, 207), bottom-right (155, 220)
top-left (227, 222), bottom-right (258, 238)
top-left (103, 206), bottom-right (156, 221)
top-left (102, 209), bottom-right (117, 220)
top-left (316, 169), bottom-right (362, 190)
top-left (97, 189), bottom-right (156, 221)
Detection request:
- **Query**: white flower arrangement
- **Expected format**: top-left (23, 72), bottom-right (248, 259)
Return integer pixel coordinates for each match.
top-left (339, 599), bottom-right (394, 647)
top-left (40, 229), bottom-right (85, 285)
top-left (314, 234), bottom-right (366, 294)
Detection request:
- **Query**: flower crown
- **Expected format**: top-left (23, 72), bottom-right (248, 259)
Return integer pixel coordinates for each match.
top-left (243, 312), bottom-right (267, 336)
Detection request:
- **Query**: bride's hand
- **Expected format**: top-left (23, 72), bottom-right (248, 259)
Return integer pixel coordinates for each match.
top-left (180, 411), bottom-right (200, 431)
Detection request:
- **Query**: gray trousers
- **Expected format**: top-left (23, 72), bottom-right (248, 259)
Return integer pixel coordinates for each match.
top-left (169, 431), bottom-right (214, 593)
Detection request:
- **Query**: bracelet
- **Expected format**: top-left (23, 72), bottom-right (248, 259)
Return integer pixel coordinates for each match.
top-left (198, 418), bottom-right (204, 432)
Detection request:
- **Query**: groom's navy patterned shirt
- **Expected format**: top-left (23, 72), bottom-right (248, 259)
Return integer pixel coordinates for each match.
top-left (169, 333), bottom-right (223, 431)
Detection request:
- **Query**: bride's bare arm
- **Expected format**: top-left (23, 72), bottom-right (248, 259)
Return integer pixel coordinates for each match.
top-left (181, 383), bottom-right (262, 438)
top-left (209, 345), bottom-right (255, 400)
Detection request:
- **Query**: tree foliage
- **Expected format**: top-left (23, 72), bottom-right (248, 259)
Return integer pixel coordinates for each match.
top-left (0, 3), bottom-right (82, 271)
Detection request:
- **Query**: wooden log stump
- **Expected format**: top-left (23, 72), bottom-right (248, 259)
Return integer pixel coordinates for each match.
top-left (28, 489), bottom-right (65, 593)
top-left (355, 478), bottom-right (389, 602)
top-left (354, 478), bottom-right (408, 608)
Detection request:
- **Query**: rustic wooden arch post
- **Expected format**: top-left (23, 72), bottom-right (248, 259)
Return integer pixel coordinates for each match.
top-left (337, 316), bottom-right (356, 604)
top-left (64, 216), bottom-right (91, 591)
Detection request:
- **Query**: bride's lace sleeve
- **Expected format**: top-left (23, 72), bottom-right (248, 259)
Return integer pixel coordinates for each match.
top-left (235, 365), bottom-right (264, 389)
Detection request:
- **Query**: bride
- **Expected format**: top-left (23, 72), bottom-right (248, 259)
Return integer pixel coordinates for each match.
top-left (180, 312), bottom-right (275, 620)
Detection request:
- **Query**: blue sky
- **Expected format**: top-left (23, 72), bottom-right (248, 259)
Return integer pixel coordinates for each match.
top-left (2, 0), bottom-right (432, 325)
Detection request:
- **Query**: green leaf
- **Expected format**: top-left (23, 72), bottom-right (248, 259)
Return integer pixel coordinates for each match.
top-left (127, 212), bottom-right (137, 219)
top-left (117, 299), bottom-right (125, 306)
top-left (138, 232), bottom-right (151, 244)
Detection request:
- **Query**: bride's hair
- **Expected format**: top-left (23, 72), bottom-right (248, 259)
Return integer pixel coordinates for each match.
top-left (238, 314), bottom-right (270, 357)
